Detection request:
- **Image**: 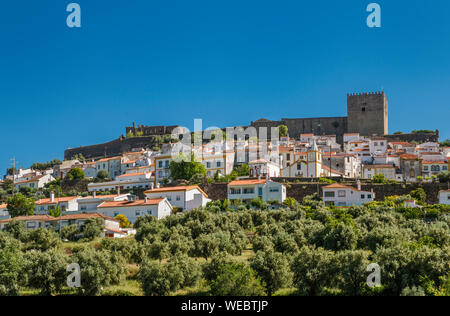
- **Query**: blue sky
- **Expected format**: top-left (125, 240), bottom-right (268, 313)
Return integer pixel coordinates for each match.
top-left (0, 0), bottom-right (449, 175)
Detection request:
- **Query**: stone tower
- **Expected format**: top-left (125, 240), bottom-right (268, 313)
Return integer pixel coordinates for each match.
top-left (347, 92), bottom-right (388, 136)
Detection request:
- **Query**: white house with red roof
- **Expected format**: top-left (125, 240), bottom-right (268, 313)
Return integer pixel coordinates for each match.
top-left (35, 192), bottom-right (79, 215)
top-left (322, 183), bottom-right (374, 206)
top-left (0, 215), bottom-right (54, 231)
top-left (0, 213), bottom-right (127, 237)
top-left (77, 192), bottom-right (131, 213)
top-left (87, 172), bottom-right (154, 192)
top-left (227, 179), bottom-right (286, 203)
top-left (0, 203), bottom-right (9, 219)
top-left (98, 195), bottom-right (173, 222)
top-left (145, 185), bottom-right (211, 211)
top-left (249, 159), bottom-right (280, 178)
top-left (14, 174), bottom-right (55, 191)
top-left (438, 190), bottom-right (450, 206)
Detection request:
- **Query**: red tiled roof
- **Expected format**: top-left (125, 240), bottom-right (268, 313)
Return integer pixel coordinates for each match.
top-left (117, 172), bottom-right (148, 178)
top-left (322, 183), bottom-right (360, 191)
top-left (0, 215), bottom-right (54, 223)
top-left (35, 196), bottom-right (78, 205)
top-left (145, 185), bottom-right (208, 197)
top-left (400, 154), bottom-right (420, 160)
top-left (48, 213), bottom-right (119, 222)
top-left (98, 198), bottom-right (165, 208)
top-left (228, 179), bottom-right (268, 186)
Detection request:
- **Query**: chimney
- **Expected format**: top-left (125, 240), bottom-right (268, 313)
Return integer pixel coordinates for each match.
top-left (93, 191), bottom-right (96, 198)
top-left (117, 186), bottom-right (120, 196)
top-left (357, 180), bottom-right (361, 191)
top-left (145, 197), bottom-right (148, 203)
top-left (50, 191), bottom-right (55, 203)
top-left (258, 175), bottom-right (261, 180)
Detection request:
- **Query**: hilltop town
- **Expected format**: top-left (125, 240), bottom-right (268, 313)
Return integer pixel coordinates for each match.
top-left (1, 91), bottom-right (450, 297)
top-left (1, 91), bottom-right (449, 229)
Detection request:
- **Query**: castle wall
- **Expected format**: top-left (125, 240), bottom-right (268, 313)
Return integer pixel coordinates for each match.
top-left (347, 92), bottom-right (388, 136)
top-left (64, 136), bottom-right (158, 160)
top-left (282, 117), bottom-right (348, 141)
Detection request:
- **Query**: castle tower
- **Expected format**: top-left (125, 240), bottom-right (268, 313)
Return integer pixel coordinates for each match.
top-left (347, 92), bottom-right (388, 136)
top-left (306, 140), bottom-right (322, 178)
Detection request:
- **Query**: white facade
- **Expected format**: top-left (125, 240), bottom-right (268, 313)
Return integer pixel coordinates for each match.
top-left (322, 183), bottom-right (375, 206)
top-left (145, 185), bottom-right (211, 211)
top-left (439, 190), bottom-right (450, 205)
top-left (227, 179), bottom-right (286, 203)
top-left (87, 172), bottom-right (154, 192)
top-left (35, 193), bottom-right (79, 215)
top-left (98, 196), bottom-right (173, 222)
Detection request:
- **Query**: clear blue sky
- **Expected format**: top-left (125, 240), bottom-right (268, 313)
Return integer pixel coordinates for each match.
top-left (1, 0), bottom-right (449, 175)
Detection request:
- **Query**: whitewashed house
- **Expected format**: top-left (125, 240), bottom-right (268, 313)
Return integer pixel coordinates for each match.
top-left (0, 203), bottom-right (9, 219)
top-left (98, 195), bottom-right (173, 222)
top-left (145, 185), bottom-right (211, 211)
top-left (87, 172), bottom-right (154, 192)
top-left (438, 190), bottom-right (450, 205)
top-left (15, 174), bottom-right (55, 191)
top-left (35, 192), bottom-right (79, 215)
top-left (0, 215), bottom-right (54, 231)
top-left (322, 183), bottom-right (374, 206)
top-left (227, 179), bottom-right (286, 203)
top-left (77, 193), bottom-right (131, 213)
top-left (249, 159), bottom-right (281, 178)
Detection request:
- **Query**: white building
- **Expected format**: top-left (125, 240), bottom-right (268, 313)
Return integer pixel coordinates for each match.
top-left (0, 215), bottom-right (54, 231)
top-left (227, 179), bottom-right (286, 203)
top-left (87, 172), bottom-right (154, 192)
top-left (145, 185), bottom-right (211, 212)
top-left (97, 195), bottom-right (173, 223)
top-left (35, 192), bottom-right (79, 214)
top-left (77, 193), bottom-right (131, 213)
top-left (249, 159), bottom-right (280, 178)
top-left (322, 183), bottom-right (375, 206)
top-left (438, 190), bottom-right (450, 205)
top-left (14, 174), bottom-right (55, 191)
top-left (0, 203), bottom-right (9, 219)
top-left (0, 213), bottom-right (127, 238)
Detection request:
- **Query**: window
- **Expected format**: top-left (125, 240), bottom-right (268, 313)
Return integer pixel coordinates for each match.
top-left (136, 211), bottom-right (141, 216)
top-left (338, 190), bottom-right (346, 197)
top-left (367, 194), bottom-right (372, 199)
top-left (269, 187), bottom-right (279, 192)
top-left (217, 162), bottom-right (221, 167)
top-left (147, 210), bottom-right (152, 215)
top-left (362, 107), bottom-right (366, 112)
top-left (230, 188), bottom-right (241, 195)
top-left (361, 194), bottom-right (365, 199)
top-left (297, 163), bottom-right (301, 170)
top-left (374, 142), bottom-right (378, 146)
top-left (258, 188), bottom-right (263, 196)
top-left (158, 161), bottom-right (163, 168)
top-left (206, 162), bottom-right (211, 168)
top-left (167, 196), bottom-right (172, 201)
top-left (424, 166), bottom-right (429, 171)
top-left (165, 161), bottom-right (169, 168)
top-left (176, 195), bottom-right (181, 201)
top-left (243, 188), bottom-right (254, 194)
top-left (324, 191), bottom-right (335, 197)
top-left (443, 166), bottom-right (448, 171)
